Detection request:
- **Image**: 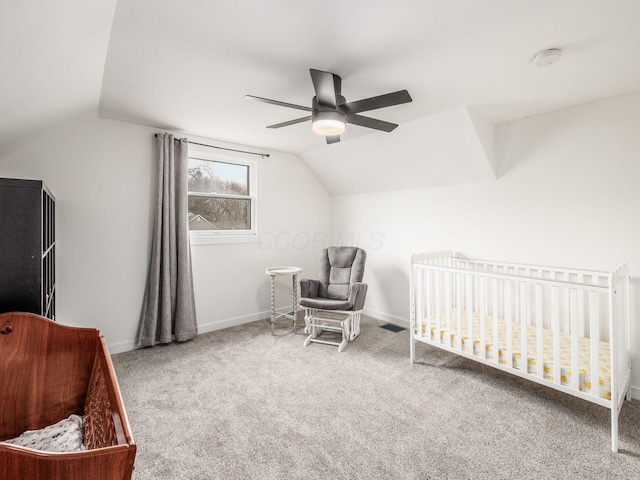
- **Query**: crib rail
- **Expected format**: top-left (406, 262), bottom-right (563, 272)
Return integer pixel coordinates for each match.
top-left (84, 337), bottom-right (135, 454)
top-left (410, 252), bottom-right (631, 452)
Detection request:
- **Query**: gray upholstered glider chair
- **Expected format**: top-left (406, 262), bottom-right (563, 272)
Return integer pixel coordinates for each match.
top-left (299, 246), bottom-right (367, 352)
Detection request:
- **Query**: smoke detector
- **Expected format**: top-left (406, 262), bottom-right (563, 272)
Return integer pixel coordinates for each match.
top-left (533, 48), bottom-right (562, 67)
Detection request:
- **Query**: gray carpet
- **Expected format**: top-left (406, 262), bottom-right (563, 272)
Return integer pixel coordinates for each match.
top-left (112, 315), bottom-right (640, 480)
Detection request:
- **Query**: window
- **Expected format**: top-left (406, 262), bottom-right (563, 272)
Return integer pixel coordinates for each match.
top-left (187, 149), bottom-right (257, 244)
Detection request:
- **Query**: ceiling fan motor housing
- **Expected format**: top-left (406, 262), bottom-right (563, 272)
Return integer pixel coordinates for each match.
top-left (311, 109), bottom-right (346, 124)
top-left (312, 95), bottom-right (346, 112)
top-left (311, 95), bottom-right (347, 136)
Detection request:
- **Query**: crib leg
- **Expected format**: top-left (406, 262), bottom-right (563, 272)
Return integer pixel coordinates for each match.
top-left (611, 407), bottom-right (618, 453)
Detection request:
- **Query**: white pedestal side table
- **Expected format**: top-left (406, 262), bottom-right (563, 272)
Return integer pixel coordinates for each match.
top-left (265, 266), bottom-right (301, 335)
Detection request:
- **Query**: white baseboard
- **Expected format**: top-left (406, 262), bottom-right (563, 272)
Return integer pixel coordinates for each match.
top-left (362, 308), bottom-right (409, 328)
top-left (630, 385), bottom-right (640, 401)
top-left (108, 306), bottom-right (291, 355)
top-left (197, 306), bottom-right (290, 335)
top-left (108, 341), bottom-right (139, 355)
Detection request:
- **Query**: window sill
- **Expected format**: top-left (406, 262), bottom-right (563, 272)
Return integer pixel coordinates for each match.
top-left (190, 233), bottom-right (260, 246)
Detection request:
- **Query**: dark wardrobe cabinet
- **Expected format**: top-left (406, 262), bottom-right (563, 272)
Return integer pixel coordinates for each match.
top-left (0, 178), bottom-right (56, 319)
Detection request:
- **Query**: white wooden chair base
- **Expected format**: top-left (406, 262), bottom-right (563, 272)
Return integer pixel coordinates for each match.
top-left (302, 308), bottom-right (362, 352)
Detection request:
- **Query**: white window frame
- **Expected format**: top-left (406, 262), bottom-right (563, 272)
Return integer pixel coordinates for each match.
top-left (187, 148), bottom-right (258, 245)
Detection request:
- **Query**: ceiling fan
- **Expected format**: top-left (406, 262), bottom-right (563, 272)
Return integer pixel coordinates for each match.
top-left (245, 69), bottom-right (412, 144)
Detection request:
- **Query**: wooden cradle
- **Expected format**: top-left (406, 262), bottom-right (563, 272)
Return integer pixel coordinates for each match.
top-left (0, 312), bottom-right (136, 480)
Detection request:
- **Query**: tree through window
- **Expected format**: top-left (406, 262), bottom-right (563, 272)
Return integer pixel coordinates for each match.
top-left (187, 154), bottom-right (256, 235)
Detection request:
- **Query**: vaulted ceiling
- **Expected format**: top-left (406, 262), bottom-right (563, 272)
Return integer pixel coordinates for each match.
top-left (3, 1), bottom-right (640, 194)
top-left (0, 0), bottom-right (117, 155)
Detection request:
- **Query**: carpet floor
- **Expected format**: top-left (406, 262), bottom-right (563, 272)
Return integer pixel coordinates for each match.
top-left (112, 315), bottom-right (640, 480)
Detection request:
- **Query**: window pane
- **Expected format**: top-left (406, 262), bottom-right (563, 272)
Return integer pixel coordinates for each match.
top-left (189, 196), bottom-right (251, 231)
top-left (188, 158), bottom-right (249, 195)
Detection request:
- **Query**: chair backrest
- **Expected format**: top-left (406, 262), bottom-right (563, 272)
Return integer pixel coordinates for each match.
top-left (318, 246), bottom-right (366, 300)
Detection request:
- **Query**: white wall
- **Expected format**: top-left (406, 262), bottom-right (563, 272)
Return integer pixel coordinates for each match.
top-left (332, 91), bottom-right (640, 393)
top-left (0, 116), bottom-right (331, 352)
top-left (300, 107), bottom-right (496, 195)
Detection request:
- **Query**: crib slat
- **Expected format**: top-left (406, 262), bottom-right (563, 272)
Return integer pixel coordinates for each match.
top-left (570, 289), bottom-right (579, 390)
top-left (473, 274), bottom-right (478, 313)
top-left (514, 278), bottom-right (520, 342)
top-left (424, 269), bottom-right (430, 339)
top-left (563, 272), bottom-right (571, 334)
top-left (578, 275), bottom-right (585, 338)
top-left (456, 273), bottom-right (462, 350)
top-left (506, 280), bottom-right (513, 368)
top-left (446, 271), bottom-right (452, 345)
top-left (493, 278), bottom-right (499, 363)
top-left (467, 274), bottom-right (474, 355)
top-left (480, 277), bottom-right (487, 359)
top-left (536, 284), bottom-right (544, 379)
top-left (423, 268), bottom-right (428, 337)
top-left (521, 282), bottom-right (528, 373)
top-left (436, 271), bottom-right (441, 343)
top-left (552, 286), bottom-right (561, 385)
top-left (590, 293), bottom-right (600, 398)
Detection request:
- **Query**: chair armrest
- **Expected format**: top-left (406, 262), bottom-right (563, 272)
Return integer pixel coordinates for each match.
top-left (300, 279), bottom-right (320, 299)
top-left (348, 283), bottom-right (368, 311)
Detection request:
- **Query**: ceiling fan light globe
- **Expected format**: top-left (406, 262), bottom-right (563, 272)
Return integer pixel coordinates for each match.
top-left (312, 119), bottom-right (345, 136)
top-left (311, 110), bottom-right (346, 136)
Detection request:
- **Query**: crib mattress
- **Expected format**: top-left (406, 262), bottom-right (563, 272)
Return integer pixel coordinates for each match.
top-left (421, 310), bottom-right (611, 400)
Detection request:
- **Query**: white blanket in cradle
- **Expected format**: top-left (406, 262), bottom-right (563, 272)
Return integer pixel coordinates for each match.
top-left (2, 414), bottom-right (85, 452)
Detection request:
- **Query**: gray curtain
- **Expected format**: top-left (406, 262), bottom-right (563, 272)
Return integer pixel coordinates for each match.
top-left (137, 133), bottom-right (197, 346)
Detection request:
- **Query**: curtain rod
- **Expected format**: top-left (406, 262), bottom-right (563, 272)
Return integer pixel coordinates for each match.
top-left (154, 134), bottom-right (269, 158)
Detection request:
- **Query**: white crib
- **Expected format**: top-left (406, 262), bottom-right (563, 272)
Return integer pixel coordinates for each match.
top-left (409, 251), bottom-right (631, 452)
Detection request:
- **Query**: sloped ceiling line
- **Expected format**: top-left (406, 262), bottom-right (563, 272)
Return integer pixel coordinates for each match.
top-left (299, 106), bottom-right (497, 196)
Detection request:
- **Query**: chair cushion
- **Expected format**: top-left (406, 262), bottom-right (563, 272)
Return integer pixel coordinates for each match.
top-left (327, 247), bottom-right (359, 268)
top-left (300, 297), bottom-right (353, 311)
top-left (327, 284), bottom-right (350, 300)
top-left (329, 266), bottom-right (352, 284)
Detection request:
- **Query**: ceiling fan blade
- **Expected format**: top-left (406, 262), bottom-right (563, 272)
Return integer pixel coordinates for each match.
top-left (267, 116), bottom-right (312, 129)
top-left (310, 69), bottom-right (339, 108)
top-left (347, 114), bottom-right (398, 132)
top-left (342, 90), bottom-right (412, 115)
top-left (244, 95), bottom-right (312, 112)
top-left (326, 135), bottom-right (340, 144)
